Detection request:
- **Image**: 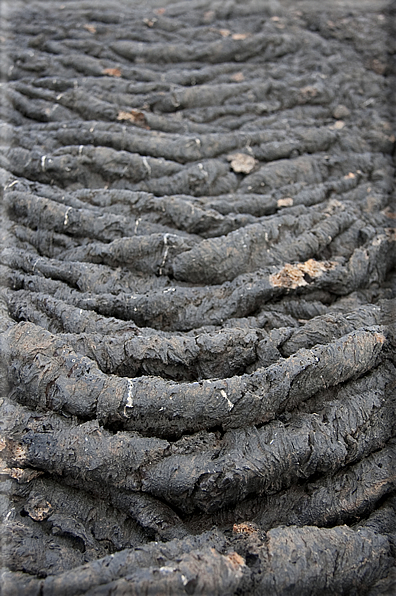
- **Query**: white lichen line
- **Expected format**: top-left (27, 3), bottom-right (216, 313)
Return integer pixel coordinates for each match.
top-left (5, 180), bottom-right (18, 189)
top-left (142, 156), bottom-right (151, 176)
top-left (197, 162), bottom-right (208, 177)
top-left (134, 217), bottom-right (141, 234)
top-left (220, 389), bottom-right (234, 411)
top-left (64, 206), bottom-right (73, 227)
top-left (158, 233), bottom-right (170, 275)
top-left (32, 257), bottom-right (40, 272)
top-left (123, 378), bottom-right (134, 417)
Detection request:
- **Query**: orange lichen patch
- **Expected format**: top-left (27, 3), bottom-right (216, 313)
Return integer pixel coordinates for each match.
top-left (370, 59), bottom-right (386, 75)
top-left (155, 8), bottom-right (166, 15)
top-left (12, 322), bottom-right (54, 355)
top-left (373, 332), bottom-right (386, 345)
top-left (372, 235), bottom-right (386, 246)
top-left (299, 86), bottom-right (319, 101)
top-left (324, 198), bottom-right (344, 214)
top-left (233, 522), bottom-right (258, 534)
top-left (226, 551), bottom-right (246, 569)
top-left (0, 458), bottom-right (10, 473)
top-left (117, 110), bottom-right (149, 129)
top-left (7, 467), bottom-right (43, 483)
top-left (385, 228), bottom-right (396, 242)
top-left (270, 259), bottom-right (336, 289)
top-left (333, 104), bottom-right (350, 119)
top-left (277, 197), bottom-right (293, 208)
top-left (10, 443), bottom-right (27, 462)
top-left (83, 24), bottom-right (97, 34)
top-left (203, 10), bottom-right (215, 22)
top-left (381, 121), bottom-right (392, 131)
top-left (143, 18), bottom-right (157, 27)
top-left (26, 498), bottom-right (53, 522)
top-left (103, 68), bottom-right (122, 77)
top-left (232, 33), bottom-right (249, 40)
top-left (231, 72), bottom-right (245, 82)
top-left (227, 152), bottom-right (256, 174)
top-left (381, 207), bottom-right (396, 220)
top-left (1, 466), bottom-right (14, 478)
top-left (365, 195), bottom-right (380, 213)
top-left (209, 27), bottom-right (231, 37)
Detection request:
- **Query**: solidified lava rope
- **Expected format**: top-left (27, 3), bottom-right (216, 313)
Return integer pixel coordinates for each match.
top-left (0, 0), bottom-right (395, 594)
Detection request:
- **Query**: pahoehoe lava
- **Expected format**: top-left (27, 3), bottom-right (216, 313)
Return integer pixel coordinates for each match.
top-left (0, 0), bottom-right (395, 594)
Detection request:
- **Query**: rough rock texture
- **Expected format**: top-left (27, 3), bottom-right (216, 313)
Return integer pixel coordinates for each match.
top-left (0, 0), bottom-right (395, 594)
